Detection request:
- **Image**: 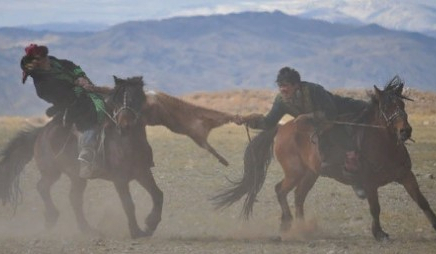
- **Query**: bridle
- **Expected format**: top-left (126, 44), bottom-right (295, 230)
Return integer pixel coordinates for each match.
top-left (378, 94), bottom-right (414, 143)
top-left (112, 89), bottom-right (141, 127)
top-left (378, 96), bottom-right (407, 127)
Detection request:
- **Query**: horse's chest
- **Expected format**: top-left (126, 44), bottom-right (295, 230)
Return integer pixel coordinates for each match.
top-left (365, 156), bottom-right (411, 185)
top-left (106, 138), bottom-right (136, 167)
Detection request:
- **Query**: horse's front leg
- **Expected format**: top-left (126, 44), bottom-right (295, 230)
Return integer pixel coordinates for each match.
top-left (135, 167), bottom-right (163, 236)
top-left (68, 175), bottom-right (97, 235)
top-left (398, 171), bottom-right (436, 231)
top-left (113, 180), bottom-right (145, 238)
top-left (366, 187), bottom-right (389, 241)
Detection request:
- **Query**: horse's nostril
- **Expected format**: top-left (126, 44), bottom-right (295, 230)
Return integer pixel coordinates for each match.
top-left (400, 127), bottom-right (412, 139)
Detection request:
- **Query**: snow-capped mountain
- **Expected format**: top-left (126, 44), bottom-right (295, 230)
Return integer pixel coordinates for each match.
top-left (4, 0), bottom-right (436, 37)
top-left (174, 0), bottom-right (436, 37)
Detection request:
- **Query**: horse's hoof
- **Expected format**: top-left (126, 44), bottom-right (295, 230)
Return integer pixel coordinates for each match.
top-left (270, 236), bottom-right (282, 242)
top-left (219, 158), bottom-right (229, 167)
top-left (143, 228), bottom-right (155, 237)
top-left (44, 210), bottom-right (60, 230)
top-left (145, 215), bottom-right (161, 233)
top-left (374, 231), bottom-right (390, 242)
top-left (80, 226), bottom-right (101, 238)
top-left (131, 229), bottom-right (153, 239)
top-left (280, 221), bottom-right (292, 233)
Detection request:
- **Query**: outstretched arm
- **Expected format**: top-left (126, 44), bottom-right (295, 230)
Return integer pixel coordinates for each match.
top-left (235, 95), bottom-right (286, 129)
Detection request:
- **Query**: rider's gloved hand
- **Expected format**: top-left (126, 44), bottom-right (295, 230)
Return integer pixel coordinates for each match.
top-left (74, 77), bottom-right (94, 91)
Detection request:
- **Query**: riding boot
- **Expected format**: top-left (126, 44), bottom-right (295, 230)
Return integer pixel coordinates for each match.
top-left (45, 105), bottom-right (60, 117)
top-left (343, 151), bottom-right (366, 199)
top-left (78, 128), bottom-right (100, 179)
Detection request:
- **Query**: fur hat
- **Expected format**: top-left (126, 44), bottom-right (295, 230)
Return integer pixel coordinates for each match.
top-left (24, 44), bottom-right (48, 58)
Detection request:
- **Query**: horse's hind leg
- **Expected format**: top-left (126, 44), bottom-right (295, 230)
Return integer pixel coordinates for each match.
top-left (135, 168), bottom-right (163, 236)
top-left (68, 176), bottom-right (95, 234)
top-left (36, 169), bottom-right (61, 230)
top-left (199, 141), bottom-right (229, 166)
top-left (398, 171), bottom-right (436, 232)
top-left (294, 171), bottom-right (318, 220)
top-left (275, 159), bottom-right (305, 232)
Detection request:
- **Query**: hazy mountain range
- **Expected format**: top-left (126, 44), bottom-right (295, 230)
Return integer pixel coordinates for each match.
top-left (14, 0), bottom-right (436, 38)
top-left (1, 11), bottom-right (436, 116)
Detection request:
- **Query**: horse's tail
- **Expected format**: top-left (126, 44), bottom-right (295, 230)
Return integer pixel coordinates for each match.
top-left (212, 126), bottom-right (278, 219)
top-left (0, 126), bottom-right (42, 208)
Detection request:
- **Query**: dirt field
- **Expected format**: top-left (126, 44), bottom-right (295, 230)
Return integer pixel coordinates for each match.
top-left (0, 90), bottom-right (436, 254)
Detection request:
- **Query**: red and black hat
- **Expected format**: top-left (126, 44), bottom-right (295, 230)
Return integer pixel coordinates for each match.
top-left (24, 44), bottom-right (48, 58)
top-left (21, 44), bottom-right (49, 84)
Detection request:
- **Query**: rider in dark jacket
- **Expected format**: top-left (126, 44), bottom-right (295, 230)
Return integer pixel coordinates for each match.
top-left (236, 67), bottom-right (368, 198)
top-left (20, 44), bottom-right (105, 179)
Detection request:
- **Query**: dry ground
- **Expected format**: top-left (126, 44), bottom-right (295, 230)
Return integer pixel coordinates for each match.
top-left (0, 89), bottom-right (435, 254)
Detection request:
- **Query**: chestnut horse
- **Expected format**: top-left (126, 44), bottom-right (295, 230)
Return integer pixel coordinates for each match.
top-left (213, 76), bottom-right (436, 241)
top-left (142, 90), bottom-right (236, 166)
top-left (0, 76), bottom-right (237, 238)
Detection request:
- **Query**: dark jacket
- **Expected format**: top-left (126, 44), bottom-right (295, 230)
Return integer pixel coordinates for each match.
top-left (23, 56), bottom-right (104, 131)
top-left (253, 81), bottom-right (367, 129)
top-left (29, 57), bottom-right (84, 107)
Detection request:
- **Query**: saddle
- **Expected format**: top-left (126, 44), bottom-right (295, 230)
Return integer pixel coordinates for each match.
top-left (318, 124), bottom-right (363, 179)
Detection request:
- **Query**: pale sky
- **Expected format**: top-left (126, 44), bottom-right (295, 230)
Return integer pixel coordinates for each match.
top-left (1, 0), bottom-right (434, 31)
top-left (1, 0), bottom-right (283, 27)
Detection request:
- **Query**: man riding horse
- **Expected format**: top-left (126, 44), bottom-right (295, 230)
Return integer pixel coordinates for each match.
top-left (20, 44), bottom-right (105, 179)
top-left (235, 67), bottom-right (367, 198)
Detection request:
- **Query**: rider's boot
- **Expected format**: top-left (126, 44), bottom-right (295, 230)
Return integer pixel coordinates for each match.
top-left (45, 105), bottom-right (60, 117)
top-left (78, 127), bottom-right (100, 179)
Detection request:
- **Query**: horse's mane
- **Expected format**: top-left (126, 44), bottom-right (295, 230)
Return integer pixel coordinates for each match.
top-left (367, 75), bottom-right (411, 104)
top-left (358, 75), bottom-right (412, 124)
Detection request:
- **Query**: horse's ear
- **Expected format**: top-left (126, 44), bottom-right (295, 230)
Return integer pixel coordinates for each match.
top-left (135, 76), bottom-right (145, 87)
top-left (113, 75), bottom-right (120, 85)
top-left (374, 85), bottom-right (381, 93)
top-left (374, 85), bottom-right (382, 99)
top-left (395, 82), bottom-right (404, 95)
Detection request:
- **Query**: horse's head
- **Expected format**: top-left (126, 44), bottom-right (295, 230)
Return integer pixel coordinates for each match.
top-left (374, 76), bottom-right (413, 143)
top-left (109, 76), bottom-right (145, 135)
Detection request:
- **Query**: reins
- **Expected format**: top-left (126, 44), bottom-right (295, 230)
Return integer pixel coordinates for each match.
top-left (110, 90), bottom-right (141, 127)
top-left (245, 124), bottom-right (252, 142)
top-left (243, 118), bottom-right (384, 143)
top-left (328, 120), bottom-right (385, 129)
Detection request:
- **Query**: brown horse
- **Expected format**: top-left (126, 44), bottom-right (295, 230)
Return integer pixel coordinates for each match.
top-left (142, 90), bottom-right (237, 166)
top-left (212, 76), bottom-right (436, 241)
top-left (0, 76), bottom-right (237, 238)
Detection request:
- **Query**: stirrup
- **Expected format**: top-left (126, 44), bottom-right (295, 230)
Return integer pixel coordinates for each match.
top-left (78, 149), bottom-right (98, 179)
top-left (78, 148), bottom-right (95, 164)
top-left (79, 161), bottom-right (95, 179)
